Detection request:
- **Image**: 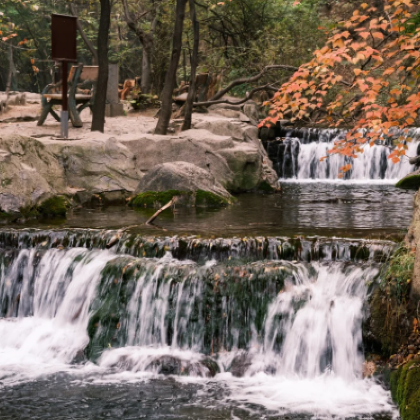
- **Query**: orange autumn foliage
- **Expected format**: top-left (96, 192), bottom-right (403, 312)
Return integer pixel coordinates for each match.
top-left (264, 0), bottom-right (420, 164)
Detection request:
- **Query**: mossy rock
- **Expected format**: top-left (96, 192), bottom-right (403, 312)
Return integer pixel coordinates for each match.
top-left (0, 210), bottom-right (19, 222)
top-left (195, 190), bottom-right (233, 206)
top-left (129, 190), bottom-right (192, 208)
top-left (256, 180), bottom-right (276, 193)
top-left (391, 360), bottom-right (420, 420)
top-left (1, 196), bottom-right (70, 222)
top-left (365, 246), bottom-right (415, 356)
top-left (129, 190), bottom-right (233, 208)
top-left (396, 174), bottom-right (420, 190)
top-left (37, 196), bottom-right (69, 218)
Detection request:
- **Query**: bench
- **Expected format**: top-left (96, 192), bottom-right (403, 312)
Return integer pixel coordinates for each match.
top-left (37, 64), bottom-right (98, 127)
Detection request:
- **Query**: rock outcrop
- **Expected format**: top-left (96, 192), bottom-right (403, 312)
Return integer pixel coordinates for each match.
top-left (405, 191), bottom-right (420, 298)
top-left (0, 113), bottom-right (278, 218)
top-left (0, 135), bottom-right (141, 214)
top-left (120, 114), bottom-right (278, 192)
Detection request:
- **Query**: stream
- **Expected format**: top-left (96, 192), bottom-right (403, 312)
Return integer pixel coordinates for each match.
top-left (0, 129), bottom-right (415, 419)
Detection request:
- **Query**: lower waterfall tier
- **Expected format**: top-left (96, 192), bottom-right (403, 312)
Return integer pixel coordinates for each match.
top-left (0, 243), bottom-right (397, 418)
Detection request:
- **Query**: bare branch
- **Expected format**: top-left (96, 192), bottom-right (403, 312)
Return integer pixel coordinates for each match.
top-left (146, 197), bottom-right (177, 225)
top-left (121, 0), bottom-right (152, 47)
top-left (194, 84), bottom-right (277, 107)
top-left (209, 65), bottom-right (298, 101)
top-left (69, 4), bottom-right (98, 64)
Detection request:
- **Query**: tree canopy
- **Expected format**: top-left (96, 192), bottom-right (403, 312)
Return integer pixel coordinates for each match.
top-left (0, 0), bottom-right (326, 94)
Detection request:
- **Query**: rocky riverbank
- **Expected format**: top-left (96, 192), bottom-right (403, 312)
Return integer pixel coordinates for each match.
top-left (0, 111), bottom-right (278, 220)
top-left (365, 190), bottom-right (420, 420)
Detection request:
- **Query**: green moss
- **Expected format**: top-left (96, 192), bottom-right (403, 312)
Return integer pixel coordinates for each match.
top-left (1, 178), bottom-right (12, 187)
top-left (391, 361), bottom-right (420, 420)
top-left (195, 190), bottom-right (231, 207)
top-left (1, 196), bottom-right (69, 222)
top-left (382, 246), bottom-right (415, 302)
top-left (37, 196), bottom-right (69, 218)
top-left (130, 190), bottom-right (233, 208)
top-left (367, 246), bottom-right (415, 356)
top-left (257, 180), bottom-right (275, 193)
top-left (18, 205), bottom-right (40, 219)
top-left (0, 210), bottom-right (17, 221)
top-left (129, 190), bottom-right (189, 208)
top-left (396, 174), bottom-right (420, 190)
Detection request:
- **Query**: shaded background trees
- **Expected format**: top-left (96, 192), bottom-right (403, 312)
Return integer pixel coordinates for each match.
top-left (0, 0), bottom-right (329, 97)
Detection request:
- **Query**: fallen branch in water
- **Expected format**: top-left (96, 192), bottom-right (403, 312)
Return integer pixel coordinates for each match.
top-left (146, 196), bottom-right (177, 225)
top-left (105, 199), bottom-right (177, 248)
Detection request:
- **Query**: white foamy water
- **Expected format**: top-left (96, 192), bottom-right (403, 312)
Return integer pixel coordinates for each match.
top-left (215, 264), bottom-right (398, 418)
top-left (297, 141), bottom-right (417, 181)
top-left (276, 128), bottom-right (419, 182)
top-left (0, 248), bottom-right (115, 384)
top-left (224, 373), bottom-right (396, 419)
top-left (0, 247), bottom-right (397, 418)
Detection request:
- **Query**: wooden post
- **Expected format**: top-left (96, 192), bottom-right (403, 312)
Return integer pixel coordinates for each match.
top-left (61, 61), bottom-right (68, 138)
top-left (51, 14), bottom-right (77, 138)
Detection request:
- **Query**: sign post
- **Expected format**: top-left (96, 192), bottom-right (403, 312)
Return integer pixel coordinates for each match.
top-left (51, 14), bottom-right (77, 139)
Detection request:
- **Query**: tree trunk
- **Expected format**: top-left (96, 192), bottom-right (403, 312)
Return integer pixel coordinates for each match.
top-left (91, 0), bottom-right (111, 132)
top-left (5, 41), bottom-right (13, 103)
top-left (182, 0), bottom-right (199, 131)
top-left (154, 0), bottom-right (188, 135)
top-left (141, 45), bottom-right (153, 94)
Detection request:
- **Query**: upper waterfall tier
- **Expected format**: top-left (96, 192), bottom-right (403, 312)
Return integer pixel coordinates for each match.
top-left (263, 127), bottom-right (420, 181)
top-left (0, 229), bottom-right (395, 264)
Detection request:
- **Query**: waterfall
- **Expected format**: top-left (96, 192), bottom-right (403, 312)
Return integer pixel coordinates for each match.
top-left (264, 127), bottom-right (420, 181)
top-left (0, 239), bottom-right (396, 417)
top-left (0, 248), bottom-right (115, 383)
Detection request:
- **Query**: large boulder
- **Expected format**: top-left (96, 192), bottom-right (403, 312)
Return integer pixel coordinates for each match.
top-left (0, 135), bottom-right (142, 215)
top-left (119, 116), bottom-right (278, 193)
top-left (0, 113), bottom-right (279, 218)
top-left (131, 161), bottom-right (234, 207)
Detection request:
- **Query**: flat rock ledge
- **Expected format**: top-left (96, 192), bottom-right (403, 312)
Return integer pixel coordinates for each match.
top-left (0, 113), bottom-right (278, 219)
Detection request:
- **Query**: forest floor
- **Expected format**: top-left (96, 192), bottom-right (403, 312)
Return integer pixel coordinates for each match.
top-left (0, 101), bottom-right (163, 139)
top-left (0, 100), bottom-right (240, 140)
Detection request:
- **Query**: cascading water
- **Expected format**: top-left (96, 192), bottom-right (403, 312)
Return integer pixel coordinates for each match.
top-left (0, 235), bottom-right (397, 418)
top-left (0, 248), bottom-right (116, 383)
top-left (264, 127), bottom-right (420, 181)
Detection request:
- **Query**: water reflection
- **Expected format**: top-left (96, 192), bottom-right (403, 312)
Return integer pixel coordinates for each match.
top-left (2, 184), bottom-right (414, 239)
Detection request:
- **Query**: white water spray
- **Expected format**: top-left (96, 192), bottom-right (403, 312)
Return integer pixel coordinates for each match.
top-left (0, 247), bottom-right (397, 418)
top-left (274, 128), bottom-right (420, 181)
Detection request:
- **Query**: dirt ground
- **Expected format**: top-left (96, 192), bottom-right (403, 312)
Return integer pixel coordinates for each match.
top-left (0, 101), bottom-right (162, 140)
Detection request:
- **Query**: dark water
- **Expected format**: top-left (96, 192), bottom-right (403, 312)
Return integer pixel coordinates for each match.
top-left (4, 183), bottom-right (414, 239)
top-left (0, 375), bottom-right (393, 420)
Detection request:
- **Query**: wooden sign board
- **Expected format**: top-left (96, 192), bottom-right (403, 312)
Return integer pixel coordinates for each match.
top-left (51, 14), bottom-right (77, 62)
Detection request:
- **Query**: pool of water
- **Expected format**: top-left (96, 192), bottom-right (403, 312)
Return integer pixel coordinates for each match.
top-left (3, 183), bottom-right (414, 239)
top-left (0, 375), bottom-right (394, 420)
